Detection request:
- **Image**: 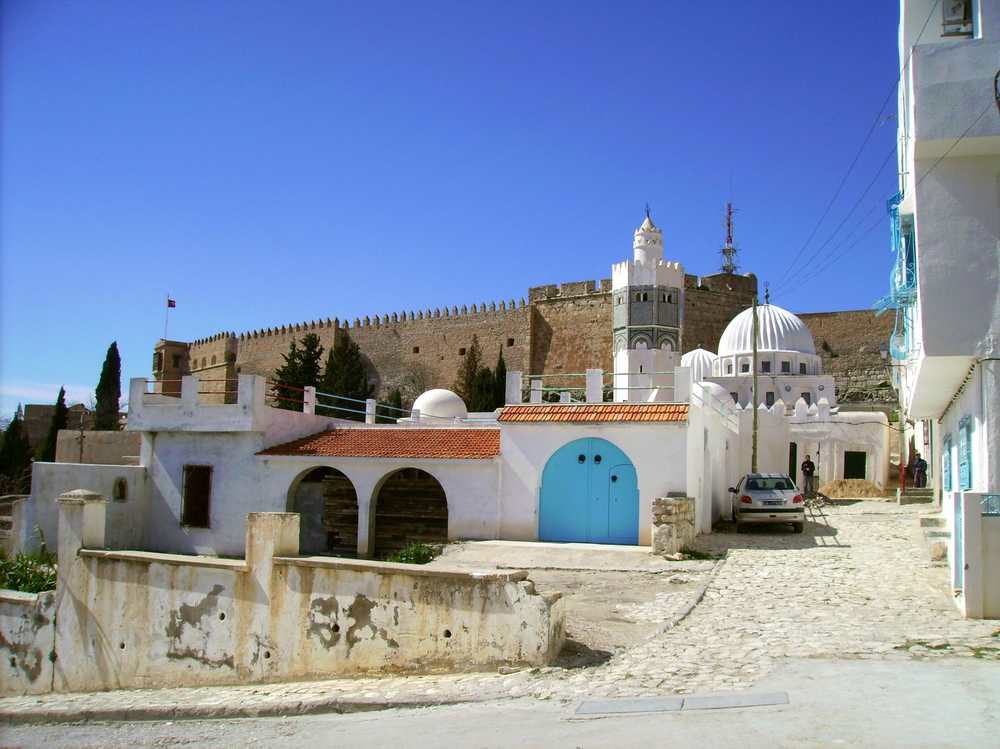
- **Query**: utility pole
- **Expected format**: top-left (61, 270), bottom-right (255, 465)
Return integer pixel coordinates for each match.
top-left (751, 295), bottom-right (759, 473)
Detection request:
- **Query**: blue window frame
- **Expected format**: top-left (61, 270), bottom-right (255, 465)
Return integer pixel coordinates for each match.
top-left (958, 416), bottom-right (972, 491)
top-left (942, 435), bottom-right (952, 492)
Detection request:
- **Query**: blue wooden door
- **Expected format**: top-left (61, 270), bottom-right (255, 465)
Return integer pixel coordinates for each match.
top-left (539, 438), bottom-right (639, 545)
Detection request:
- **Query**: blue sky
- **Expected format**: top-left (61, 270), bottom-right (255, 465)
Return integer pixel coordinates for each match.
top-left (1, 1), bottom-right (900, 417)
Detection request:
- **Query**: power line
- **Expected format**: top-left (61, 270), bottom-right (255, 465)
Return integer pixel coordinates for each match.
top-left (776, 0), bottom-right (942, 287)
top-left (772, 146), bottom-right (895, 294)
top-left (913, 95), bottom-right (997, 188)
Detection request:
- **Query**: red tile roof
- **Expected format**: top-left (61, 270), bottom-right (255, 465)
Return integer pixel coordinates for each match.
top-left (258, 428), bottom-right (500, 459)
top-left (498, 403), bottom-right (688, 423)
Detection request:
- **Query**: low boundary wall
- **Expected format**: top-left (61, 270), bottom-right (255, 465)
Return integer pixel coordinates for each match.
top-left (1, 490), bottom-right (564, 696)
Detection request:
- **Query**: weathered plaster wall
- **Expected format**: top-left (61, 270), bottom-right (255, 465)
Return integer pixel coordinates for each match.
top-left (1, 501), bottom-right (565, 696)
top-left (54, 430), bottom-right (141, 465)
top-left (497, 422), bottom-right (689, 545)
top-left (0, 590), bottom-right (55, 695)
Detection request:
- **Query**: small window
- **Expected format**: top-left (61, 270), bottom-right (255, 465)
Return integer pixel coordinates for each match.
top-left (412, 346), bottom-right (420, 354)
top-left (730, 392), bottom-right (739, 404)
top-left (801, 392), bottom-right (811, 406)
top-left (112, 477), bottom-right (128, 501)
top-left (765, 392), bottom-right (775, 407)
top-left (201, 357), bottom-right (207, 368)
top-left (507, 338), bottom-right (514, 347)
top-left (459, 347), bottom-right (466, 356)
top-left (726, 363), bottom-right (733, 374)
top-left (181, 465), bottom-right (212, 528)
top-left (781, 360), bottom-right (790, 373)
top-left (153, 352), bottom-right (163, 372)
top-left (641, 292), bottom-right (648, 302)
top-left (799, 363), bottom-right (807, 375)
top-left (660, 293), bottom-right (666, 302)
top-left (761, 361), bottom-right (771, 373)
top-left (667, 294), bottom-right (673, 304)
top-left (634, 293), bottom-right (641, 302)
top-left (740, 363), bottom-right (750, 373)
top-left (172, 354), bottom-right (181, 368)
top-left (942, 0), bottom-right (973, 36)
top-left (211, 355), bottom-right (217, 365)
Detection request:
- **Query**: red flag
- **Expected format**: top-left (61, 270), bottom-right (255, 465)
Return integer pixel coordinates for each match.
top-left (167, 298), bottom-right (176, 308)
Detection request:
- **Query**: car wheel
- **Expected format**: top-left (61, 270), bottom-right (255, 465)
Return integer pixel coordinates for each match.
top-left (792, 522), bottom-right (804, 534)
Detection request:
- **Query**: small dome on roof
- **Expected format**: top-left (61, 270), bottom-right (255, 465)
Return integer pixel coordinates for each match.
top-left (412, 388), bottom-right (468, 419)
top-left (718, 303), bottom-right (816, 357)
top-left (681, 347), bottom-right (718, 383)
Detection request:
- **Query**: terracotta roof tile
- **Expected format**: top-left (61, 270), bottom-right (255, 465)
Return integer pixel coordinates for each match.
top-left (497, 403), bottom-right (688, 423)
top-left (258, 428), bottom-right (500, 459)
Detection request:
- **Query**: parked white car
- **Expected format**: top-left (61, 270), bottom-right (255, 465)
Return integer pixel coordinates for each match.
top-left (729, 473), bottom-right (805, 533)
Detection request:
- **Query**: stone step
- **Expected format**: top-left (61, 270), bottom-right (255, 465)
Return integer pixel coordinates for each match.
top-left (899, 495), bottom-right (935, 505)
top-left (923, 529), bottom-right (950, 541)
top-left (919, 516), bottom-right (946, 528)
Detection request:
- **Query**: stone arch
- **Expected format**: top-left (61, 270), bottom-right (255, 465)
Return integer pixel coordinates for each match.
top-left (370, 467), bottom-right (448, 558)
top-left (287, 467), bottom-right (359, 556)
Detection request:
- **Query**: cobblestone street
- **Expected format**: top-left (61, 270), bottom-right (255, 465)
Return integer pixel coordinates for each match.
top-left (2, 502), bottom-right (997, 724)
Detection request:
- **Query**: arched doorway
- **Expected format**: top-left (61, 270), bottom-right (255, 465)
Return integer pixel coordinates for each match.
top-left (288, 467), bottom-right (359, 556)
top-left (371, 468), bottom-right (448, 559)
top-left (539, 437), bottom-right (639, 545)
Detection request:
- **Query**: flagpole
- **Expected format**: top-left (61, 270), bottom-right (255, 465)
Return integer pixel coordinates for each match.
top-left (164, 293), bottom-right (170, 340)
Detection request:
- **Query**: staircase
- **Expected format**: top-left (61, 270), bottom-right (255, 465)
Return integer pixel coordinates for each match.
top-left (898, 487), bottom-right (935, 505)
top-left (919, 513), bottom-right (949, 563)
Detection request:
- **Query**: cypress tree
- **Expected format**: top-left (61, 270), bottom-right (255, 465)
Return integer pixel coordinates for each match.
top-left (271, 339), bottom-right (302, 410)
top-left (470, 366), bottom-right (496, 412)
top-left (94, 342), bottom-right (122, 430)
top-left (492, 347), bottom-right (507, 409)
top-left (0, 405), bottom-right (32, 492)
top-left (452, 334), bottom-right (482, 405)
top-left (321, 333), bottom-right (374, 421)
top-left (36, 387), bottom-right (68, 463)
top-left (297, 333), bottom-right (324, 389)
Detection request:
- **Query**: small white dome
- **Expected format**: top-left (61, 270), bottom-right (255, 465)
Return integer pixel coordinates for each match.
top-left (681, 347), bottom-right (718, 383)
top-left (412, 388), bottom-right (468, 419)
top-left (718, 303), bottom-right (816, 357)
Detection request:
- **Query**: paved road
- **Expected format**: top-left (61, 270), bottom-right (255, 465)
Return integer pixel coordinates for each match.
top-left (7, 658), bottom-right (1000, 747)
top-left (2, 502), bottom-right (997, 725)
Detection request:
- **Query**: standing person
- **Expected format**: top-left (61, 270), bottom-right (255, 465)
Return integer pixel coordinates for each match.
top-left (801, 454), bottom-right (817, 498)
top-left (914, 452), bottom-right (928, 488)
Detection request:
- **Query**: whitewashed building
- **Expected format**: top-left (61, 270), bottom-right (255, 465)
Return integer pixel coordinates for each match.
top-left (879, 0), bottom-right (1000, 617)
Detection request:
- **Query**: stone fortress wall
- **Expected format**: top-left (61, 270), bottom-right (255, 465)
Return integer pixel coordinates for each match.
top-left (176, 269), bottom-right (891, 406)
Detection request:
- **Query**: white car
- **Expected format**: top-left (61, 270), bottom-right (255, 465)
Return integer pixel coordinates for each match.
top-left (729, 473), bottom-right (805, 533)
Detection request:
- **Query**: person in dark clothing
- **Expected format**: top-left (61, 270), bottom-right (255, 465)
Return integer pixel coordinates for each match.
top-left (801, 455), bottom-right (817, 498)
top-left (914, 452), bottom-right (928, 488)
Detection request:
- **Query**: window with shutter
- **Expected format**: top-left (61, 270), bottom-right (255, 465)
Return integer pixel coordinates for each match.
top-left (942, 435), bottom-right (952, 492)
top-left (958, 416), bottom-right (972, 491)
top-left (182, 465), bottom-right (213, 527)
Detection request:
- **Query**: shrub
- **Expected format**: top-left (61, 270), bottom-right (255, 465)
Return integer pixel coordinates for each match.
top-left (0, 549), bottom-right (57, 594)
top-left (386, 542), bottom-right (437, 565)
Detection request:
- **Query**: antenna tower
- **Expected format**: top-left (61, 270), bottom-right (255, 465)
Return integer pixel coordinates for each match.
top-left (720, 202), bottom-right (739, 274)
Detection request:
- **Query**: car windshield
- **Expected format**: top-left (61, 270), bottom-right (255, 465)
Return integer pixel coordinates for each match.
top-left (746, 477), bottom-right (795, 491)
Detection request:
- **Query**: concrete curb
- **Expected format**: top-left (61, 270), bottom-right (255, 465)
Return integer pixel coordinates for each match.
top-left (0, 694), bottom-right (482, 726)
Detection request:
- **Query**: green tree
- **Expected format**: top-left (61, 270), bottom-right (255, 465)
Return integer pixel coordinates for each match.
top-left (452, 334), bottom-right (482, 406)
top-left (321, 333), bottom-right (374, 421)
top-left (492, 347), bottom-right (507, 409)
top-left (94, 342), bottom-right (121, 430)
top-left (36, 387), bottom-right (68, 463)
top-left (470, 366), bottom-right (496, 412)
top-left (297, 333), bottom-right (324, 388)
top-left (0, 406), bottom-right (32, 492)
top-left (379, 388), bottom-right (403, 424)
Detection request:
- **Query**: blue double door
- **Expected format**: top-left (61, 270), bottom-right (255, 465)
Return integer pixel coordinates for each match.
top-left (539, 438), bottom-right (639, 545)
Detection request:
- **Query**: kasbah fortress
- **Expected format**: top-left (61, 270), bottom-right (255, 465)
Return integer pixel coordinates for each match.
top-left (152, 220), bottom-right (895, 408)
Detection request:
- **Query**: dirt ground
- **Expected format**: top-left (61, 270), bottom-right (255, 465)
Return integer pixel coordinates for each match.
top-left (429, 541), bottom-right (715, 668)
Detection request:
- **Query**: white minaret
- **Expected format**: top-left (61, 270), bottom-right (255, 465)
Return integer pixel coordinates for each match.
top-left (611, 209), bottom-right (685, 402)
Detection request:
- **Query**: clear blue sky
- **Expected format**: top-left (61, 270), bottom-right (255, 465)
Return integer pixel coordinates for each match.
top-left (1, 1), bottom-right (901, 417)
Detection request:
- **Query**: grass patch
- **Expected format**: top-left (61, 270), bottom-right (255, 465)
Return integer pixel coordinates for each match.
top-left (680, 547), bottom-right (720, 561)
top-left (386, 542), bottom-right (438, 565)
top-left (0, 549), bottom-right (57, 594)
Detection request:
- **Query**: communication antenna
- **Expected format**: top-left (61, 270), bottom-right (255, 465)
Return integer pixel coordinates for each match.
top-left (721, 202), bottom-right (739, 274)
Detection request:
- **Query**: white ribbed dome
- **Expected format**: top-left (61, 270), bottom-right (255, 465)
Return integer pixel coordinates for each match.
top-left (681, 347), bottom-right (718, 382)
top-left (412, 388), bottom-right (468, 419)
top-left (718, 304), bottom-right (816, 357)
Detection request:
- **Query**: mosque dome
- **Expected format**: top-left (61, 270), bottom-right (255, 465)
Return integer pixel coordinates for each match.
top-left (718, 303), bottom-right (816, 357)
top-left (412, 388), bottom-right (468, 419)
top-left (681, 347), bottom-right (718, 383)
